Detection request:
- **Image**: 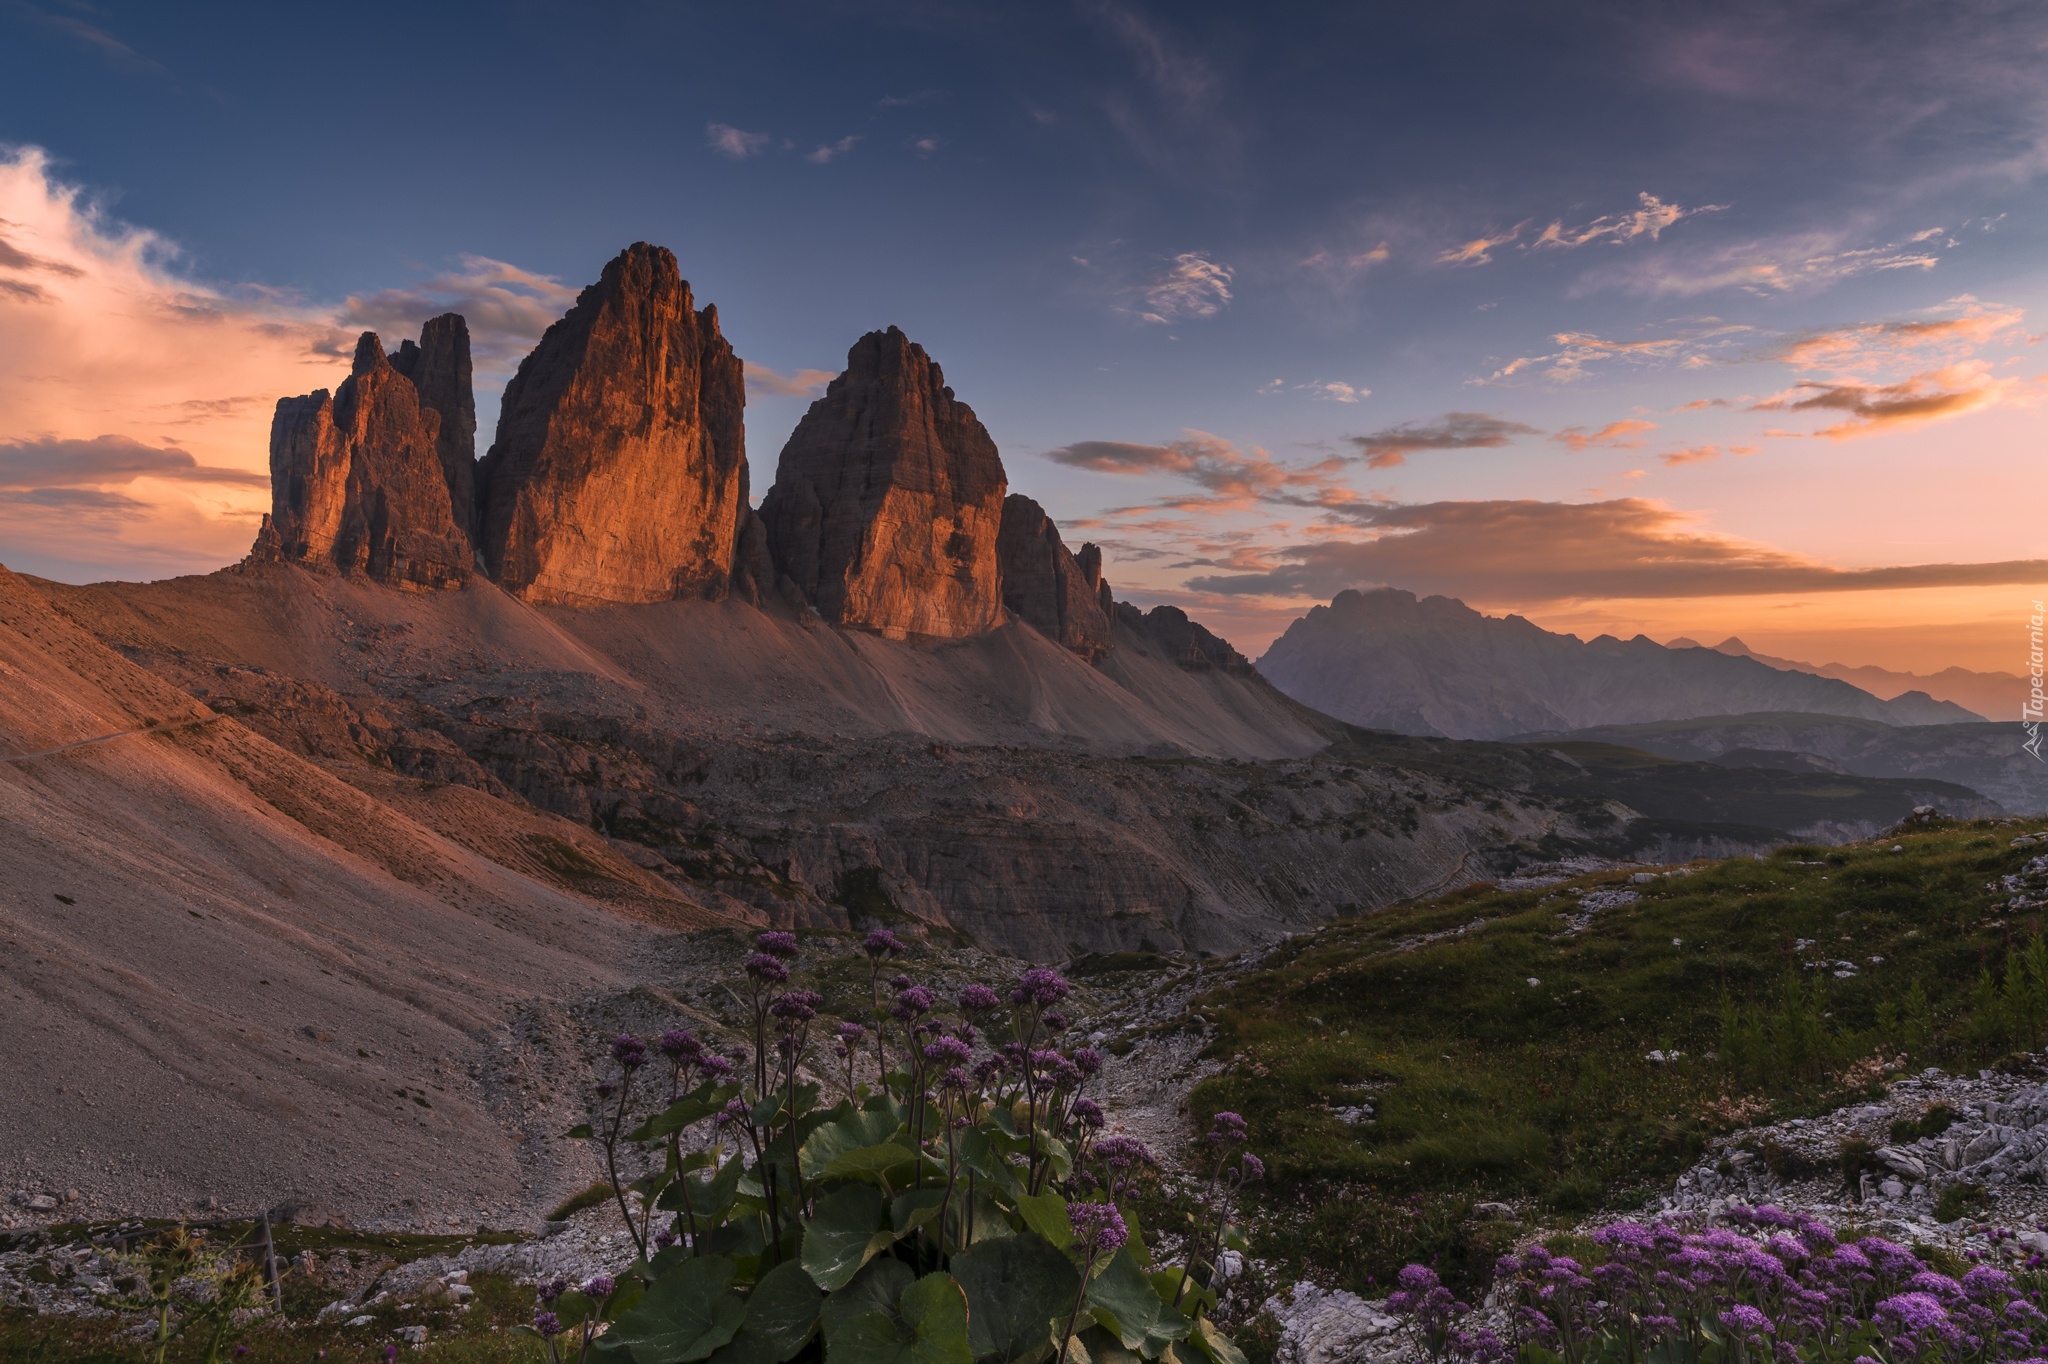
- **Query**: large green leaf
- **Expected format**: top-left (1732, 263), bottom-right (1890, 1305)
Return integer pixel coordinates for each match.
top-left (824, 1143), bottom-right (921, 1186)
top-left (1013, 1192), bottom-right (1071, 1250)
top-left (802, 1184), bottom-right (897, 1290)
top-left (800, 1106), bottom-right (905, 1179)
top-left (629, 1084), bottom-right (725, 1141)
top-left (952, 1233), bottom-right (1080, 1363)
top-left (607, 1257), bottom-right (748, 1364)
top-left (822, 1258), bottom-right (915, 1341)
top-left (827, 1272), bottom-right (972, 1364)
top-left (956, 1129), bottom-right (1023, 1197)
top-left (706, 1259), bottom-right (824, 1364)
top-left (1084, 1252), bottom-right (1192, 1360)
top-left (1071, 1325), bottom-right (1143, 1364)
top-left (662, 1152), bottom-right (745, 1216)
top-left (1187, 1319), bottom-right (1248, 1364)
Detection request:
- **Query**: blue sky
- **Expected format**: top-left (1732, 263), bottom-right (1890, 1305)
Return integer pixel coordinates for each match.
top-left (1, 0), bottom-right (2045, 669)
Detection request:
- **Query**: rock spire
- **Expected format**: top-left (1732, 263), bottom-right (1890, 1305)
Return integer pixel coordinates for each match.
top-left (475, 243), bottom-right (748, 605)
top-left (997, 494), bottom-right (1114, 661)
top-left (759, 327), bottom-right (1006, 639)
top-left (253, 329), bottom-right (473, 590)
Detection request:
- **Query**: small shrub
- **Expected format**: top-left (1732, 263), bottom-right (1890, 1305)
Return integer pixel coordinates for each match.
top-left (1889, 1102), bottom-right (1956, 1143)
top-left (1934, 1181), bottom-right (1991, 1223)
top-left (1837, 1136), bottom-right (1884, 1194)
top-left (1755, 1138), bottom-right (1821, 1182)
top-left (543, 1180), bottom-right (613, 1222)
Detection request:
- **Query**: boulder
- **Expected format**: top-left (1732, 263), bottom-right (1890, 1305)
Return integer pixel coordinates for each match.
top-left (252, 331), bottom-right (473, 590)
top-left (996, 494), bottom-right (1114, 661)
top-left (476, 243), bottom-right (748, 605)
top-left (759, 327), bottom-right (1006, 639)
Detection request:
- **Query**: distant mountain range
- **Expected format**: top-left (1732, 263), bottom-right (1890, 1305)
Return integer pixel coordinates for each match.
top-left (1256, 589), bottom-right (1983, 740)
top-left (1533, 713), bottom-right (2048, 816)
top-left (1667, 637), bottom-right (2027, 722)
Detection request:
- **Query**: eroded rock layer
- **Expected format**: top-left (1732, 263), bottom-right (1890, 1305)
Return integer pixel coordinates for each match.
top-left (253, 332), bottom-right (473, 590)
top-left (997, 494), bottom-right (1114, 662)
top-left (759, 327), bottom-right (1006, 639)
top-left (476, 243), bottom-right (748, 605)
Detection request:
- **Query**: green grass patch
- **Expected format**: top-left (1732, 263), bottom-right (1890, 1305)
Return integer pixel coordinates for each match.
top-left (1192, 817), bottom-right (2048, 1296)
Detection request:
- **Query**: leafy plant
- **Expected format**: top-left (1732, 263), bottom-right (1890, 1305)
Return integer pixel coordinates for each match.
top-left (536, 929), bottom-right (1258, 1364)
top-left (97, 1226), bottom-right (272, 1364)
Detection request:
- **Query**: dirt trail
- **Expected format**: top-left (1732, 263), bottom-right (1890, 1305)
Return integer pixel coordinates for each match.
top-left (0, 714), bottom-right (221, 763)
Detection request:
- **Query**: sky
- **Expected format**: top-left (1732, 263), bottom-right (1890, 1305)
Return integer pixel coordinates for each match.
top-left (1, 0), bottom-right (2045, 679)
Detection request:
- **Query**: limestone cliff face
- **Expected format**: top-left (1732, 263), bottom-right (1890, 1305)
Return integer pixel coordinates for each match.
top-left (253, 332), bottom-right (473, 590)
top-left (476, 243), bottom-right (748, 605)
top-left (388, 313), bottom-right (476, 539)
top-left (759, 327), bottom-right (1006, 639)
top-left (996, 494), bottom-right (1114, 662)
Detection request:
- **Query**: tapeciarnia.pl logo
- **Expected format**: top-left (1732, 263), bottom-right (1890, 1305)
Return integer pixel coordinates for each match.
top-left (2026, 598), bottom-right (2045, 762)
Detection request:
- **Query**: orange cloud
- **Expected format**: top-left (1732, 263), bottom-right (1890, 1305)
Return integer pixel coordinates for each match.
top-left (1659, 444), bottom-right (1757, 466)
top-left (1769, 300), bottom-right (2027, 372)
top-left (1437, 221), bottom-right (1529, 266)
top-left (1752, 361), bottom-right (2035, 438)
top-left (745, 361), bottom-right (837, 399)
top-left (1552, 419), bottom-right (1658, 452)
top-left (1530, 192), bottom-right (1725, 249)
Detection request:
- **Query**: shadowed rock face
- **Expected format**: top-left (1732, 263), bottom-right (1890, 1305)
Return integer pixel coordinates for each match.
top-left (253, 332), bottom-right (473, 590)
top-left (1115, 602), bottom-right (1257, 675)
top-left (997, 494), bottom-right (1114, 662)
top-left (476, 243), bottom-right (748, 605)
top-left (760, 327), bottom-right (1007, 639)
top-left (387, 314), bottom-right (477, 539)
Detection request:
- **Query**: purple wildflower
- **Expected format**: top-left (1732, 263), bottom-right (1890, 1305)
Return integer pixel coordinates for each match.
top-left (1069, 1201), bottom-right (1129, 1256)
top-left (533, 1310), bottom-right (563, 1338)
top-left (959, 984), bottom-right (1002, 1014)
top-left (744, 953), bottom-right (789, 984)
top-left (770, 989), bottom-right (822, 1022)
top-left (583, 1275), bottom-right (615, 1299)
top-left (1208, 1111), bottom-right (1249, 1144)
top-left (862, 928), bottom-right (905, 958)
top-left (611, 1034), bottom-right (647, 1068)
top-left (1072, 1047), bottom-right (1104, 1075)
top-left (657, 1029), bottom-right (702, 1062)
top-left (925, 1036), bottom-right (973, 1067)
top-left (1012, 968), bottom-right (1070, 1007)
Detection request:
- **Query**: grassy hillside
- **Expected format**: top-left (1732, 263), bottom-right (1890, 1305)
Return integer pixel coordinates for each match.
top-left (1189, 815), bottom-right (2048, 1294)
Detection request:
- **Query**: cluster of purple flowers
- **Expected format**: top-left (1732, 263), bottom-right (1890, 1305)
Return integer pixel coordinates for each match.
top-left (1388, 1205), bottom-right (2048, 1364)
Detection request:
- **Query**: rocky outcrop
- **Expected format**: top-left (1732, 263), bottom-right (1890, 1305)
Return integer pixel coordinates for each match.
top-left (476, 243), bottom-right (748, 605)
top-left (387, 313), bottom-right (477, 539)
top-left (759, 327), bottom-right (1006, 639)
top-left (997, 494), bottom-right (1113, 662)
top-left (1116, 603), bottom-right (1256, 675)
top-left (252, 331), bottom-right (473, 590)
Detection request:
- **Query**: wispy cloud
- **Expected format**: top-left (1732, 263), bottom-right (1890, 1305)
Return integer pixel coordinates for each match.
top-left (705, 123), bottom-right (771, 159)
top-left (878, 89), bottom-right (946, 107)
top-left (1183, 498), bottom-right (2048, 604)
top-left (1136, 252), bottom-right (1233, 324)
top-left (1260, 378), bottom-right (1370, 403)
top-left (745, 361), bottom-right (837, 399)
top-left (1483, 325), bottom-right (1747, 384)
top-left (1552, 418), bottom-right (1658, 452)
top-left (336, 256), bottom-right (577, 374)
top-left (1045, 431), bottom-right (1355, 513)
top-left (1766, 299), bottom-right (2027, 372)
top-left (909, 135), bottom-right (944, 157)
top-left (1589, 228), bottom-right (1950, 298)
top-left (1438, 222), bottom-right (1528, 266)
top-left (1659, 444), bottom-right (1756, 466)
top-left (1346, 412), bottom-right (1539, 469)
top-left (1531, 193), bottom-right (1726, 250)
top-left (805, 135), bottom-right (862, 164)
